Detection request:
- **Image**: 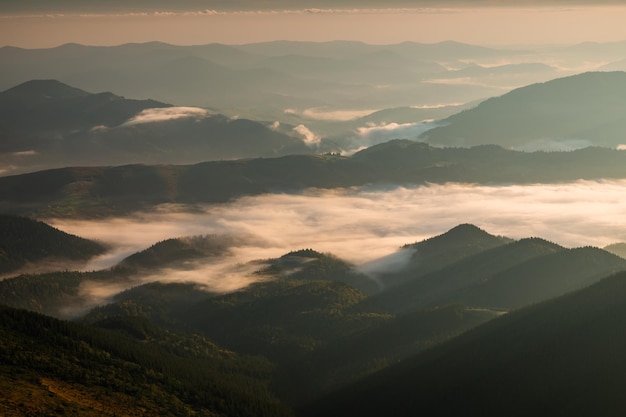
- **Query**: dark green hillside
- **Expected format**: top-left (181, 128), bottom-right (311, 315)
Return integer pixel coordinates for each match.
top-left (378, 224), bottom-right (512, 289)
top-left (0, 214), bottom-right (105, 274)
top-left (83, 282), bottom-right (215, 329)
top-left (301, 271), bottom-right (626, 417)
top-left (371, 239), bottom-right (626, 314)
top-left (423, 71), bottom-right (626, 149)
top-left (6, 140), bottom-right (626, 218)
top-left (119, 235), bottom-right (235, 270)
top-left (276, 304), bottom-right (499, 406)
top-left (169, 279), bottom-right (373, 360)
top-left (371, 237), bottom-right (564, 312)
top-left (456, 246), bottom-right (626, 309)
top-left (0, 270), bottom-right (131, 318)
top-left (83, 277), bottom-right (383, 361)
top-left (0, 305), bottom-right (292, 417)
top-left (261, 249), bottom-right (379, 294)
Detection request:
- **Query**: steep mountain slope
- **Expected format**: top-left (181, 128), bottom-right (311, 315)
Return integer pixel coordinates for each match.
top-left (422, 71), bottom-right (626, 149)
top-left (301, 270), bottom-right (626, 417)
top-left (0, 214), bottom-right (106, 275)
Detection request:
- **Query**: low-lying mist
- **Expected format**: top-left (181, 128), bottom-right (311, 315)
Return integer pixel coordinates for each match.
top-left (35, 179), bottom-right (626, 315)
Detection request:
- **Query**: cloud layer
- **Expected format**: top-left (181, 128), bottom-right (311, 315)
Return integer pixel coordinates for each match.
top-left (120, 107), bottom-right (208, 126)
top-left (39, 180), bottom-right (626, 310)
top-left (51, 179), bottom-right (626, 269)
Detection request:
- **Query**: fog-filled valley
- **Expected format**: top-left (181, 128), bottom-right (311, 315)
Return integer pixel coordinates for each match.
top-left (4, 2), bottom-right (626, 415)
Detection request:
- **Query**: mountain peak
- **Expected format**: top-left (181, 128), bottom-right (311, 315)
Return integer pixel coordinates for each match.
top-left (2, 79), bottom-right (90, 103)
top-left (405, 224), bottom-right (512, 265)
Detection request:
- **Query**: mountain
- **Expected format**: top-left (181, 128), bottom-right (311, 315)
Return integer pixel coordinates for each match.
top-left (5, 141), bottom-right (626, 217)
top-left (0, 305), bottom-right (292, 417)
top-left (0, 79), bottom-right (169, 152)
top-left (422, 71), bottom-right (626, 150)
top-left (0, 214), bottom-right (105, 275)
top-left (118, 235), bottom-right (236, 271)
top-left (0, 80), bottom-right (310, 175)
top-left (369, 235), bottom-right (626, 314)
top-left (260, 249), bottom-right (379, 294)
top-left (604, 242), bottom-right (626, 258)
top-left (275, 303), bottom-right (499, 406)
top-left (301, 270), bottom-right (626, 417)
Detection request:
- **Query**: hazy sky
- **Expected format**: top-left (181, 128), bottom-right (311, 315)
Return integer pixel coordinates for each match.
top-left (2, 1), bottom-right (626, 47)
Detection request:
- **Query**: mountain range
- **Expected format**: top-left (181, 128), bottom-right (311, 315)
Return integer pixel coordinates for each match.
top-left (3, 216), bottom-right (626, 414)
top-left (422, 71), bottom-right (626, 150)
top-left (4, 38), bottom-right (626, 416)
top-left (3, 140), bottom-right (626, 217)
top-left (0, 79), bottom-right (310, 175)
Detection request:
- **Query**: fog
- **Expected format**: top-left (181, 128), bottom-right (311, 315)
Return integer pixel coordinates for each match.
top-left (120, 107), bottom-right (209, 126)
top-left (51, 179), bottom-right (626, 268)
top-left (34, 180), bottom-right (626, 311)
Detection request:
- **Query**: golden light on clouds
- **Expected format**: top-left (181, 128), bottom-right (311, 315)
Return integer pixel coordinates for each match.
top-left (1, 6), bottom-right (626, 47)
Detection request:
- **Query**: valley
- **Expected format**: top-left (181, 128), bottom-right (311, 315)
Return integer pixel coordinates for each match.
top-left (3, 3), bottom-right (626, 415)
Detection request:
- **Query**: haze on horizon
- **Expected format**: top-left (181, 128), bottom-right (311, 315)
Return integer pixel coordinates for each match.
top-left (2, 0), bottom-right (626, 48)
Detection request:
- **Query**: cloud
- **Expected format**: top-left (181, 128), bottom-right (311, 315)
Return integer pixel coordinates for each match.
top-left (293, 124), bottom-right (321, 147)
top-left (301, 108), bottom-right (378, 121)
top-left (351, 121), bottom-right (437, 150)
top-left (38, 179), bottom-right (626, 314)
top-left (512, 138), bottom-right (595, 152)
top-left (120, 107), bottom-right (209, 126)
top-left (49, 179), bottom-right (626, 270)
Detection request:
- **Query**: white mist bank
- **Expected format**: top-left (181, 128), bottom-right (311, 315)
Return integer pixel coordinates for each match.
top-left (51, 179), bottom-right (626, 267)
top-left (40, 179), bottom-right (626, 309)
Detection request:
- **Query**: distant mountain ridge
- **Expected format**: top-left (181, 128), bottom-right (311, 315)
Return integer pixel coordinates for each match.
top-left (0, 79), bottom-right (310, 174)
top-left (4, 140), bottom-right (626, 217)
top-left (422, 71), bottom-right (626, 150)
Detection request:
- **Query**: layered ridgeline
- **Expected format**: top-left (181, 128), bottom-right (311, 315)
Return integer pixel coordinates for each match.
top-left (3, 140), bottom-right (626, 217)
top-left (0, 40), bottom-right (546, 120)
top-left (301, 270), bottom-right (626, 417)
top-left (0, 80), bottom-right (309, 174)
top-left (422, 71), bottom-right (626, 150)
top-left (3, 216), bottom-right (626, 412)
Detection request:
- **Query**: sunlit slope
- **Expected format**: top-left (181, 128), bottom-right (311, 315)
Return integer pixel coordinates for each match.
top-left (0, 305), bottom-right (292, 417)
top-left (423, 71), bottom-right (626, 149)
top-left (301, 270), bottom-right (626, 417)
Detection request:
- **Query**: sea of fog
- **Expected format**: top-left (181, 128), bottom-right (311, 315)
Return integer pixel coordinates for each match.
top-left (50, 180), bottom-right (626, 270)
top-left (37, 179), bottom-right (626, 309)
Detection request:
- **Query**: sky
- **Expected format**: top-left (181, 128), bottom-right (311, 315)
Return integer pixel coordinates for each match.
top-left (2, 1), bottom-right (626, 48)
